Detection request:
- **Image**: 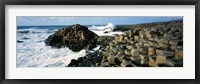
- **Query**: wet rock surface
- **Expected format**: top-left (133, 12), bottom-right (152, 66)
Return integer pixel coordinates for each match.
top-left (17, 40), bottom-right (24, 43)
top-left (67, 47), bottom-right (104, 67)
top-left (45, 24), bottom-right (99, 52)
top-left (99, 20), bottom-right (183, 67)
top-left (61, 20), bottom-right (183, 67)
top-left (67, 36), bottom-right (115, 67)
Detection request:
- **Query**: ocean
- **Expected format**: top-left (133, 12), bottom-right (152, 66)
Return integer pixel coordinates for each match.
top-left (17, 24), bottom-right (123, 67)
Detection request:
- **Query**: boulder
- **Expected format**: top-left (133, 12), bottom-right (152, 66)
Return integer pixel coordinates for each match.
top-left (171, 58), bottom-right (183, 67)
top-left (126, 45), bottom-right (135, 50)
top-left (128, 40), bottom-right (134, 45)
top-left (170, 45), bottom-right (177, 50)
top-left (145, 30), bottom-right (155, 38)
top-left (164, 34), bottom-right (172, 39)
top-left (163, 50), bottom-right (175, 58)
top-left (116, 54), bottom-right (125, 62)
top-left (114, 57), bottom-right (122, 65)
top-left (156, 54), bottom-right (167, 64)
top-left (117, 50), bottom-right (125, 55)
top-left (154, 36), bottom-right (160, 42)
top-left (110, 46), bottom-right (117, 53)
top-left (139, 47), bottom-right (148, 55)
top-left (148, 47), bottom-right (156, 56)
top-left (148, 40), bottom-right (159, 47)
top-left (22, 37), bottom-right (30, 40)
top-left (134, 35), bottom-right (140, 42)
top-left (68, 59), bottom-right (82, 67)
top-left (143, 42), bottom-right (149, 47)
top-left (101, 62), bottom-right (110, 67)
top-left (169, 40), bottom-right (180, 46)
top-left (156, 49), bottom-right (164, 55)
top-left (148, 56), bottom-right (158, 67)
top-left (138, 41), bottom-right (144, 47)
top-left (130, 57), bottom-right (141, 66)
top-left (115, 35), bottom-right (123, 43)
top-left (107, 55), bottom-right (116, 64)
top-left (120, 57), bottom-right (132, 67)
top-left (124, 37), bottom-right (128, 40)
top-left (131, 48), bottom-right (140, 57)
top-left (134, 29), bottom-right (141, 35)
top-left (104, 46), bottom-right (110, 52)
top-left (139, 30), bottom-right (145, 38)
top-left (124, 50), bottom-right (131, 56)
top-left (119, 44), bottom-right (126, 49)
top-left (148, 37), bottom-right (155, 41)
top-left (121, 40), bottom-right (127, 44)
top-left (102, 51), bottom-right (110, 57)
top-left (109, 42), bottom-right (115, 47)
top-left (140, 54), bottom-right (149, 66)
top-left (97, 36), bottom-right (114, 46)
top-left (175, 49), bottom-right (183, 59)
top-left (128, 31), bottom-right (133, 38)
top-left (45, 24), bottom-right (98, 52)
top-left (163, 27), bottom-right (170, 32)
top-left (17, 40), bottom-right (24, 43)
top-left (159, 43), bottom-right (169, 49)
top-left (159, 38), bottom-right (169, 44)
top-left (104, 31), bottom-right (108, 33)
top-left (166, 59), bottom-right (175, 67)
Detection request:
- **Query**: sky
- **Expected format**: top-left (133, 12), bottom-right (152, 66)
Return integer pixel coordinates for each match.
top-left (17, 16), bottom-right (183, 26)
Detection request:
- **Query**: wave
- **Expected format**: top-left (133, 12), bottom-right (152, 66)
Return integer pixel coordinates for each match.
top-left (88, 23), bottom-right (116, 32)
top-left (17, 28), bottom-right (58, 34)
top-left (17, 42), bottom-right (87, 67)
top-left (88, 23), bottom-right (124, 36)
top-left (16, 24), bottom-right (124, 67)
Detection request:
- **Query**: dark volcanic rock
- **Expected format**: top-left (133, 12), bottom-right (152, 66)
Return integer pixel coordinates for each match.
top-left (67, 20), bottom-right (183, 67)
top-left (17, 40), bottom-right (24, 43)
top-left (22, 37), bottom-right (30, 40)
top-left (68, 50), bottom-right (103, 67)
top-left (97, 36), bottom-right (114, 47)
top-left (45, 24), bottom-right (99, 52)
top-left (104, 31), bottom-right (108, 33)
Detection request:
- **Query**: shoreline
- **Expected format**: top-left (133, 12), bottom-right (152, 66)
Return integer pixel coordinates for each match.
top-left (16, 20), bottom-right (183, 67)
top-left (67, 20), bottom-right (183, 67)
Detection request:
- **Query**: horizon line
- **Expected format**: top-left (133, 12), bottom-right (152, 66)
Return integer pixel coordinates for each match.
top-left (17, 19), bottom-right (182, 27)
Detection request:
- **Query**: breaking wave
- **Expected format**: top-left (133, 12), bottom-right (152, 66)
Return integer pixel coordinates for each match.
top-left (17, 24), bottom-right (123, 67)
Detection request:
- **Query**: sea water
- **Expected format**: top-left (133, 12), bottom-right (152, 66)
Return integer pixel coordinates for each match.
top-left (17, 24), bottom-right (123, 67)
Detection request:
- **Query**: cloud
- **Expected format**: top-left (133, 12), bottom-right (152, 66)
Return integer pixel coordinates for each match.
top-left (18, 16), bottom-right (75, 21)
top-left (46, 17), bottom-right (75, 20)
top-left (45, 17), bottom-right (75, 22)
top-left (17, 16), bottom-right (183, 26)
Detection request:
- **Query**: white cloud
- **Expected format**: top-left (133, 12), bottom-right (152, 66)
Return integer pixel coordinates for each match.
top-left (45, 17), bottom-right (75, 23)
top-left (46, 17), bottom-right (75, 20)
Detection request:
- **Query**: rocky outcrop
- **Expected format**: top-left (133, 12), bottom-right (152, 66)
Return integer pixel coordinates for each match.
top-left (45, 24), bottom-right (99, 52)
top-left (67, 20), bottom-right (183, 67)
top-left (68, 49), bottom-right (103, 67)
top-left (100, 26), bottom-right (183, 67)
top-left (17, 40), bottom-right (24, 43)
top-left (67, 36), bottom-right (115, 67)
top-left (97, 36), bottom-right (114, 47)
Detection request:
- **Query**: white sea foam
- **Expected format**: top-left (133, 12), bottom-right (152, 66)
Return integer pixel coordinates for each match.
top-left (17, 29), bottom-right (87, 67)
top-left (92, 30), bottom-right (123, 36)
top-left (89, 23), bottom-right (124, 36)
top-left (89, 23), bottom-right (115, 32)
top-left (17, 24), bottom-right (124, 67)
